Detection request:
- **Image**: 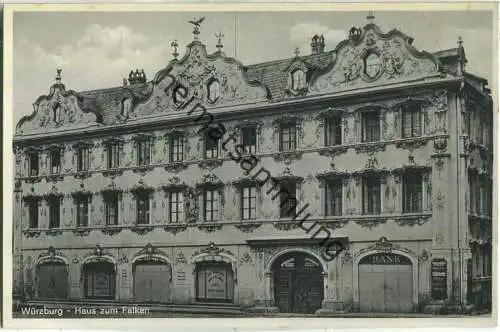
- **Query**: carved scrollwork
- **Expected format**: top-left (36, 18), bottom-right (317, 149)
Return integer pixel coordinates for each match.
top-left (101, 226), bottom-right (123, 236)
top-left (395, 138), bottom-right (429, 151)
top-left (318, 146), bottom-right (348, 157)
top-left (164, 162), bottom-right (189, 173)
top-left (353, 217), bottom-right (388, 229)
top-left (197, 223), bottom-right (223, 233)
top-left (272, 151), bottom-right (303, 164)
top-left (102, 169), bottom-right (124, 178)
top-left (72, 228), bottom-right (91, 237)
top-left (354, 142), bottom-right (386, 154)
top-left (23, 229), bottom-right (42, 238)
top-left (234, 222), bottom-right (262, 233)
top-left (393, 214), bottom-right (431, 227)
top-left (130, 225), bottom-right (154, 235)
top-left (198, 158), bottom-right (223, 171)
top-left (45, 229), bottom-right (63, 236)
top-left (273, 221), bottom-right (300, 231)
top-left (163, 223), bottom-right (188, 234)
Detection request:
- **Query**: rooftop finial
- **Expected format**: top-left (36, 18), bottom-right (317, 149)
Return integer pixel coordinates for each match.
top-left (188, 16), bottom-right (205, 41)
top-left (171, 39), bottom-right (179, 59)
top-left (367, 10), bottom-right (375, 23)
top-left (215, 32), bottom-right (225, 52)
top-left (457, 36), bottom-right (463, 46)
top-left (294, 47), bottom-right (300, 57)
top-left (55, 68), bottom-right (62, 83)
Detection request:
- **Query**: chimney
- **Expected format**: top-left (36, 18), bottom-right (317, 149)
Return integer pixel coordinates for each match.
top-left (310, 34), bottom-right (325, 55)
top-left (128, 69), bottom-right (147, 85)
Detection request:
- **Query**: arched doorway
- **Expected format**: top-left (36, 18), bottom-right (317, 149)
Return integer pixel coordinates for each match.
top-left (36, 260), bottom-right (68, 299)
top-left (83, 260), bottom-right (116, 299)
top-left (272, 252), bottom-right (324, 314)
top-left (195, 261), bottom-right (234, 303)
top-left (358, 252), bottom-right (413, 312)
top-left (133, 259), bottom-right (171, 303)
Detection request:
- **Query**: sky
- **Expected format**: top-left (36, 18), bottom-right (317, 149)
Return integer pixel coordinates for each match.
top-left (12, 10), bottom-right (494, 128)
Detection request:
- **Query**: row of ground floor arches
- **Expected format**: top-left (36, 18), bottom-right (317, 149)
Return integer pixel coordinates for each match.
top-left (24, 245), bottom-right (421, 314)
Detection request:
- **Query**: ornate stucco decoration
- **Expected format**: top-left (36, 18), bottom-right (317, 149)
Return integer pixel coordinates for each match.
top-left (354, 237), bottom-right (418, 258)
top-left (234, 222), bottom-right (262, 233)
top-left (15, 69), bottom-right (103, 136)
top-left (392, 156), bottom-right (432, 175)
top-left (310, 24), bottom-right (439, 96)
top-left (37, 246), bottom-right (67, 265)
top-left (192, 242), bottom-right (235, 259)
top-left (82, 245), bottom-right (115, 265)
top-left (134, 243), bottom-right (171, 265)
top-left (175, 251), bottom-right (187, 264)
top-left (272, 167), bottom-right (304, 183)
top-left (238, 252), bottom-right (253, 266)
top-left (351, 155), bottom-right (390, 177)
top-left (133, 39), bottom-right (270, 117)
top-left (354, 217), bottom-right (388, 229)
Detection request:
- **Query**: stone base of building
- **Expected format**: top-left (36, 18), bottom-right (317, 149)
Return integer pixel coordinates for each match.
top-left (315, 301), bottom-right (347, 315)
top-left (248, 306), bottom-right (280, 313)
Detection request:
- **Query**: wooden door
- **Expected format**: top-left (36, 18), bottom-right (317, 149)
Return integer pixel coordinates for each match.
top-left (134, 263), bottom-right (170, 302)
top-left (358, 253), bottom-right (413, 312)
top-left (273, 253), bottom-right (324, 314)
top-left (196, 262), bottom-right (234, 302)
top-left (84, 262), bottom-right (115, 299)
top-left (37, 262), bottom-right (68, 299)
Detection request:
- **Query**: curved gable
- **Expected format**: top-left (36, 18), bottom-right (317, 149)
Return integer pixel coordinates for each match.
top-left (310, 24), bottom-right (440, 95)
top-left (131, 41), bottom-right (270, 118)
top-left (15, 76), bottom-right (103, 136)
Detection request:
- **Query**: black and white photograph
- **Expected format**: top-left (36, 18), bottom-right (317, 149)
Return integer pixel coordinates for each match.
top-left (4, 3), bottom-right (496, 328)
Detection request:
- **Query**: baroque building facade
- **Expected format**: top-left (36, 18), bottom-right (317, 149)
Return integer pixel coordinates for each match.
top-left (12, 17), bottom-right (493, 314)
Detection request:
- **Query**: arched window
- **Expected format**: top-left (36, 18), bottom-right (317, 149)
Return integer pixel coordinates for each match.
top-left (207, 79), bottom-right (220, 103)
top-left (291, 69), bottom-right (306, 91)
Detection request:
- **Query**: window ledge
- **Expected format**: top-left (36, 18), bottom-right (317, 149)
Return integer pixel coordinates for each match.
top-left (22, 229), bottom-right (42, 238)
top-left (46, 174), bottom-right (64, 183)
top-left (73, 227), bottom-right (91, 236)
top-left (272, 151), bottom-right (303, 163)
top-left (45, 228), bottom-right (63, 236)
top-left (198, 222), bottom-right (223, 233)
top-left (130, 225), bottom-right (154, 235)
top-left (198, 158), bottom-right (223, 170)
top-left (468, 214), bottom-right (493, 222)
top-left (395, 137), bottom-right (429, 150)
top-left (318, 146), bottom-right (348, 157)
top-left (163, 223), bottom-right (188, 234)
top-left (234, 221), bottom-right (262, 233)
top-left (164, 162), bottom-right (189, 173)
top-left (102, 168), bottom-right (124, 178)
top-left (131, 165), bottom-right (154, 175)
top-left (74, 171), bottom-right (92, 180)
top-left (101, 226), bottom-right (123, 236)
top-left (24, 176), bottom-right (42, 184)
top-left (354, 141), bottom-right (387, 154)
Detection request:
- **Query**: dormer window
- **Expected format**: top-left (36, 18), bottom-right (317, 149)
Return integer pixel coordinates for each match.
top-left (364, 52), bottom-right (381, 80)
top-left (291, 69), bottom-right (306, 91)
top-left (207, 79), bottom-right (220, 103)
